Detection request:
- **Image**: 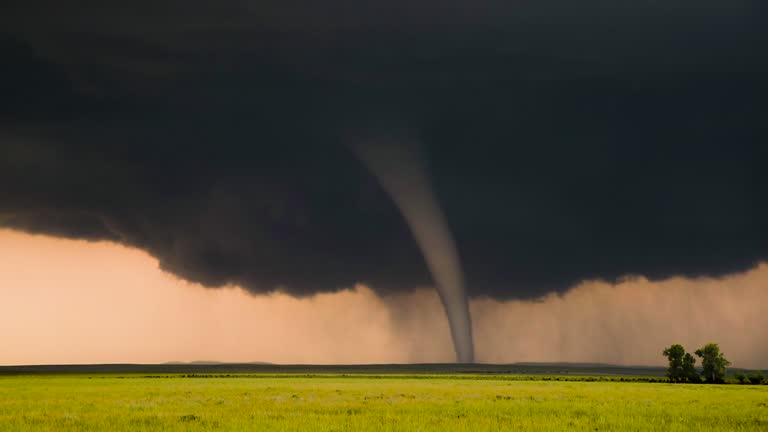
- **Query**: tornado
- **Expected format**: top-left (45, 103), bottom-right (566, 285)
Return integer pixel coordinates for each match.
top-left (352, 138), bottom-right (475, 363)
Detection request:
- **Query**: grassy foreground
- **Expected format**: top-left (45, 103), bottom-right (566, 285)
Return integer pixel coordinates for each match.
top-left (1, 374), bottom-right (766, 431)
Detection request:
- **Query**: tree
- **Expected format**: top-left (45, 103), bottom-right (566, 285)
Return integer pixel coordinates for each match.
top-left (662, 344), bottom-right (687, 383)
top-left (682, 352), bottom-right (700, 383)
top-left (695, 343), bottom-right (731, 383)
top-left (748, 372), bottom-right (765, 385)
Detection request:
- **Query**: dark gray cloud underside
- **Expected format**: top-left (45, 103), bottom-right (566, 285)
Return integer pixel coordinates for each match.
top-left (1, 0), bottom-right (766, 298)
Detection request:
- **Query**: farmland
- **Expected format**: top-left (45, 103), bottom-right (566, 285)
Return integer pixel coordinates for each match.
top-left (1, 365), bottom-right (766, 431)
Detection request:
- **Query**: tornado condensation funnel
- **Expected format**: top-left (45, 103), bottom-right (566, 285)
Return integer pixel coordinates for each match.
top-left (353, 138), bottom-right (475, 363)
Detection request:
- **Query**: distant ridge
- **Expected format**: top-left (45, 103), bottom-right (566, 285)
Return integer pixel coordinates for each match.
top-left (0, 362), bottom-right (669, 376)
top-left (1, 362), bottom-right (762, 377)
top-left (162, 361), bottom-right (273, 366)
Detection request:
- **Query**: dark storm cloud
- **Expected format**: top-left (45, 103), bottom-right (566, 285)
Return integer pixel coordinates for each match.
top-left (1, 0), bottom-right (766, 298)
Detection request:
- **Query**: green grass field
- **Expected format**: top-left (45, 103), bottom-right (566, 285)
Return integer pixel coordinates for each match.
top-left (1, 373), bottom-right (767, 431)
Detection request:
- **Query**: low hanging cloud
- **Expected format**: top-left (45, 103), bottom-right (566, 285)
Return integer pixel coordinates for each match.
top-left (1, 0), bottom-right (766, 302)
top-left (1, 229), bottom-right (766, 368)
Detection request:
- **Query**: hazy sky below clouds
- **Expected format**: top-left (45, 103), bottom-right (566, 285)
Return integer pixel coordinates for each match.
top-left (1, 228), bottom-right (766, 368)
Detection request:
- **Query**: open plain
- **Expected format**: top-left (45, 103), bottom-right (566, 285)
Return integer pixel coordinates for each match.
top-left (1, 364), bottom-right (766, 431)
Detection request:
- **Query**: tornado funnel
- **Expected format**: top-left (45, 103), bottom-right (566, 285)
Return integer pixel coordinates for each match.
top-left (353, 138), bottom-right (475, 363)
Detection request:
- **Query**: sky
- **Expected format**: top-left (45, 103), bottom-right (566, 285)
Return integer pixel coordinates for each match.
top-left (1, 0), bottom-right (766, 365)
top-left (2, 228), bottom-right (767, 367)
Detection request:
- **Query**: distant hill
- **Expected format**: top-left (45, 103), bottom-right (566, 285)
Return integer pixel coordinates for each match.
top-left (0, 362), bottom-right (664, 376)
top-left (0, 362), bottom-right (763, 377)
top-left (163, 361), bottom-right (273, 366)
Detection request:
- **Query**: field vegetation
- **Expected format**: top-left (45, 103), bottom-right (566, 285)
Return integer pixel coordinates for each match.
top-left (1, 373), bottom-right (767, 431)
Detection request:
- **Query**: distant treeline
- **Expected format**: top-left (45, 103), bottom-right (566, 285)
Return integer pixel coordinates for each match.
top-left (79, 373), bottom-right (768, 384)
top-left (2, 361), bottom-right (765, 384)
top-left (127, 374), bottom-right (674, 383)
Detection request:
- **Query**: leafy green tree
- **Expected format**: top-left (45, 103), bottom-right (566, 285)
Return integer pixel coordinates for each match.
top-left (662, 344), bottom-right (686, 383)
top-left (695, 343), bottom-right (731, 383)
top-left (735, 373), bottom-right (749, 384)
top-left (682, 353), bottom-right (700, 383)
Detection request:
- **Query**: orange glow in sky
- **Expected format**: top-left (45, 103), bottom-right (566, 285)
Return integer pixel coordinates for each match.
top-left (1, 228), bottom-right (766, 367)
